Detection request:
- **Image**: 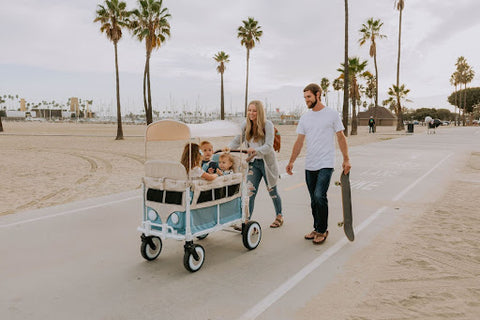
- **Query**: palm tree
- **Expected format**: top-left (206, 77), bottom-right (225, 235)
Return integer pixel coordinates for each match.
top-left (450, 72), bottom-right (460, 125)
top-left (386, 84), bottom-right (411, 116)
top-left (237, 17), bottom-right (263, 116)
top-left (130, 0), bottom-right (171, 125)
top-left (337, 57), bottom-right (370, 135)
top-left (455, 56), bottom-right (475, 125)
top-left (364, 73), bottom-right (376, 107)
top-left (359, 17), bottom-right (386, 111)
top-left (394, 0), bottom-right (405, 131)
top-left (213, 51), bottom-right (230, 120)
top-left (94, 0), bottom-right (130, 140)
top-left (343, 0), bottom-right (350, 136)
top-left (332, 78), bottom-right (343, 111)
top-left (320, 77), bottom-right (330, 106)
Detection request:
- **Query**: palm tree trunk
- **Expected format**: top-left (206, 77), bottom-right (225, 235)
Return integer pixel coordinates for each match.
top-left (146, 56), bottom-right (153, 125)
top-left (350, 89), bottom-right (357, 135)
top-left (454, 85), bottom-right (457, 126)
top-left (220, 72), bottom-right (225, 120)
top-left (396, 8), bottom-right (404, 131)
top-left (373, 53), bottom-right (379, 131)
top-left (0, 115), bottom-right (3, 132)
top-left (463, 84), bottom-right (467, 126)
top-left (114, 41), bottom-right (124, 140)
top-left (374, 54), bottom-right (379, 107)
top-left (244, 49), bottom-right (250, 117)
top-left (350, 99), bottom-right (357, 135)
top-left (143, 57), bottom-right (148, 124)
top-left (342, 0), bottom-right (349, 137)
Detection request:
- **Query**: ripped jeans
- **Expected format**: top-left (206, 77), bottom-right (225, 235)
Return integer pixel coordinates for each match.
top-left (247, 159), bottom-right (282, 219)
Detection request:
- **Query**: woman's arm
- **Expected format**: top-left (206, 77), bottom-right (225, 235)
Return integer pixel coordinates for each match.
top-left (228, 122), bottom-right (246, 150)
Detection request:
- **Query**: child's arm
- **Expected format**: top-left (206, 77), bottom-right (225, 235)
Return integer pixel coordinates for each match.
top-left (201, 172), bottom-right (218, 181)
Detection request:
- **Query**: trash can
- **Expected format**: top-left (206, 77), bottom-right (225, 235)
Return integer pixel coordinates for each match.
top-left (407, 123), bottom-right (414, 133)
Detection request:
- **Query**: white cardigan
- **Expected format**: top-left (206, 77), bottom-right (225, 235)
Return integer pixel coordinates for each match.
top-left (228, 120), bottom-right (279, 188)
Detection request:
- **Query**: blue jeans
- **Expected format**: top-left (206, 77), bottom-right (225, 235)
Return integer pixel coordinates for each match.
top-left (247, 159), bottom-right (282, 219)
top-left (305, 168), bottom-right (333, 233)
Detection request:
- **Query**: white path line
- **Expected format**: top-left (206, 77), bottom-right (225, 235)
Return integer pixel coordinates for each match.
top-left (237, 152), bottom-right (454, 320)
top-left (392, 152), bottom-right (453, 201)
top-left (237, 206), bottom-right (388, 320)
top-left (0, 195), bottom-right (141, 228)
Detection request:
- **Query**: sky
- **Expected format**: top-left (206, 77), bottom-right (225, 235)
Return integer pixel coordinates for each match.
top-left (1, 0), bottom-right (480, 115)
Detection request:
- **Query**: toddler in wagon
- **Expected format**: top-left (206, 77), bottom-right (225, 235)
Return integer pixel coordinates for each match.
top-left (216, 153), bottom-right (235, 176)
top-left (180, 143), bottom-right (217, 181)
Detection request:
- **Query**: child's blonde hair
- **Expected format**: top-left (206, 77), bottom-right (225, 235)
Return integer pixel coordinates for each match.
top-left (180, 143), bottom-right (202, 173)
top-left (219, 153), bottom-right (235, 171)
top-left (199, 140), bottom-right (213, 148)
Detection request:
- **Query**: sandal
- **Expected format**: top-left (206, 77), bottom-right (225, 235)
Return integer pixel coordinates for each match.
top-left (232, 224), bottom-right (242, 232)
top-left (312, 231), bottom-right (328, 245)
top-left (270, 215), bottom-right (284, 228)
top-left (304, 230), bottom-right (316, 240)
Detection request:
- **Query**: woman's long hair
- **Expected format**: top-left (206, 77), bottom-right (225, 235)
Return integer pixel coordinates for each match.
top-left (180, 143), bottom-right (201, 173)
top-left (245, 100), bottom-right (266, 142)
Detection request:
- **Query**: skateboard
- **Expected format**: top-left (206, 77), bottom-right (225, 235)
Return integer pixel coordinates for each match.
top-left (335, 171), bottom-right (354, 241)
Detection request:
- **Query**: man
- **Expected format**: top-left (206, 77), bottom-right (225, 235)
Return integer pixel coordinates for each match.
top-left (368, 116), bottom-right (375, 133)
top-left (286, 83), bottom-right (351, 245)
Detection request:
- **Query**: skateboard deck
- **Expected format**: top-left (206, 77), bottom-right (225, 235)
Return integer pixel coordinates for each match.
top-left (335, 172), bottom-right (354, 241)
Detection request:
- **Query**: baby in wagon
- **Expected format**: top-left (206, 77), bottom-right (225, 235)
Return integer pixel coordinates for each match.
top-left (180, 143), bottom-right (218, 181)
top-left (200, 140), bottom-right (220, 173)
top-left (216, 153), bottom-right (235, 176)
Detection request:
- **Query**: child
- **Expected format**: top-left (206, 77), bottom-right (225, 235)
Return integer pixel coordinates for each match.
top-left (180, 143), bottom-right (217, 181)
top-left (200, 140), bottom-right (220, 173)
top-left (216, 153), bottom-right (235, 175)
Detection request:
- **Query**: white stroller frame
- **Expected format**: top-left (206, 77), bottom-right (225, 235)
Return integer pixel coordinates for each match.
top-left (138, 119), bottom-right (262, 272)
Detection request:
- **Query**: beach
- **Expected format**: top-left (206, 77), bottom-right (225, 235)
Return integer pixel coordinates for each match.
top-left (2, 121), bottom-right (478, 319)
top-left (0, 121), bottom-right (420, 216)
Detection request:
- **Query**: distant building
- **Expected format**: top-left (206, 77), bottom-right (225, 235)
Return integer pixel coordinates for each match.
top-left (70, 97), bottom-right (79, 114)
top-left (358, 106), bottom-right (397, 126)
top-left (20, 98), bottom-right (26, 111)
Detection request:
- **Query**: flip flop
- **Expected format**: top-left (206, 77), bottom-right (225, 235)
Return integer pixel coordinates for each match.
top-left (312, 231), bottom-right (328, 245)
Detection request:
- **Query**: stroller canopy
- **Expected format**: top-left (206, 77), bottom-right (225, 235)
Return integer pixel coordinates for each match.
top-left (146, 120), bottom-right (242, 142)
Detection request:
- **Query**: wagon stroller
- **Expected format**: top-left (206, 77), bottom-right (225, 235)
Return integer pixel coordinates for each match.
top-left (138, 120), bottom-right (262, 272)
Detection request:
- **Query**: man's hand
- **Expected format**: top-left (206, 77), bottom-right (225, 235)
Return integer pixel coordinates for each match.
top-left (342, 160), bottom-right (351, 175)
top-left (286, 162), bottom-right (294, 175)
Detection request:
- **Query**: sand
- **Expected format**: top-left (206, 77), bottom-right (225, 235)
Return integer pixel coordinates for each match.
top-left (298, 151), bottom-right (480, 319)
top-left (3, 120), bottom-right (478, 319)
top-left (0, 121), bottom-right (415, 215)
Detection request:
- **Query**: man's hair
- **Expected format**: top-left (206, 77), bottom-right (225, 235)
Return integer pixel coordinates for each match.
top-left (303, 83), bottom-right (322, 96)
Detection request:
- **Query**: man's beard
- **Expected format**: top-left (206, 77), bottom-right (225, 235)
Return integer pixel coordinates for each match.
top-left (308, 98), bottom-right (317, 109)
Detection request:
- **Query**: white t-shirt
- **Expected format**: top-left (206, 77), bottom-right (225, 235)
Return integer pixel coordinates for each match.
top-left (189, 166), bottom-right (204, 179)
top-left (297, 107), bottom-right (344, 170)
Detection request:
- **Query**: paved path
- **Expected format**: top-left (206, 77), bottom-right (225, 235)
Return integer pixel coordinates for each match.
top-left (1, 127), bottom-right (479, 320)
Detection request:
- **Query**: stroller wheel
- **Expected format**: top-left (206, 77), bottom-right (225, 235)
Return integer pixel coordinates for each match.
top-left (140, 235), bottom-right (162, 261)
top-left (242, 221), bottom-right (262, 250)
top-left (183, 243), bottom-right (205, 272)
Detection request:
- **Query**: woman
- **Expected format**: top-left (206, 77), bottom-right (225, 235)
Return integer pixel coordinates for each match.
top-left (228, 100), bottom-right (283, 228)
